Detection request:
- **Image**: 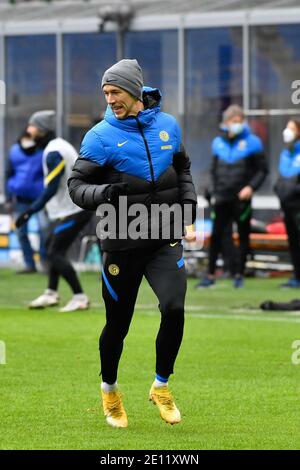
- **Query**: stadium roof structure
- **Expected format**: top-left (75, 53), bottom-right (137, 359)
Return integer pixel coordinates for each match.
top-left (0, 0), bottom-right (300, 24)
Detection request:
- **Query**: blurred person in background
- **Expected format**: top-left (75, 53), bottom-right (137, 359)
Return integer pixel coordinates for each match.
top-left (196, 104), bottom-right (268, 289)
top-left (203, 186), bottom-right (234, 279)
top-left (6, 129), bottom-right (48, 273)
top-left (15, 110), bottom-right (92, 312)
top-left (274, 119), bottom-right (300, 288)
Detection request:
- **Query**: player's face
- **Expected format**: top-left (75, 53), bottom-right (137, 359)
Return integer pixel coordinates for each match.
top-left (287, 120), bottom-right (299, 137)
top-left (225, 115), bottom-right (244, 127)
top-left (26, 125), bottom-right (42, 140)
top-left (103, 85), bottom-right (139, 119)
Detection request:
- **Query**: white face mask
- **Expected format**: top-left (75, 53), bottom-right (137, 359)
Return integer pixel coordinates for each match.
top-left (283, 127), bottom-right (296, 144)
top-left (20, 138), bottom-right (36, 149)
top-left (228, 122), bottom-right (244, 136)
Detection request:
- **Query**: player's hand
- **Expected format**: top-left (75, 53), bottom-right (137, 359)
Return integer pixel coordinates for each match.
top-left (184, 224), bottom-right (197, 242)
top-left (184, 231), bottom-right (197, 242)
top-left (238, 185), bottom-right (253, 201)
top-left (105, 183), bottom-right (129, 203)
top-left (15, 209), bottom-right (33, 228)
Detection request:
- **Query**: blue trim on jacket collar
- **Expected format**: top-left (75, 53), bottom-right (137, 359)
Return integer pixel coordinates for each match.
top-left (287, 140), bottom-right (300, 154)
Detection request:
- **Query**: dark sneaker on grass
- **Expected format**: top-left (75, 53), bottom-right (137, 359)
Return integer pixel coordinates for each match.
top-left (195, 278), bottom-right (215, 288)
top-left (280, 278), bottom-right (300, 288)
top-left (233, 276), bottom-right (244, 289)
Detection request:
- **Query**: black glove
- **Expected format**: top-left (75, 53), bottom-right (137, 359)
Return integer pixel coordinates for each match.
top-left (15, 209), bottom-right (34, 228)
top-left (104, 183), bottom-right (129, 203)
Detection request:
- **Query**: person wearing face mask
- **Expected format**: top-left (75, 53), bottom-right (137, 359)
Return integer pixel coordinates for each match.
top-left (15, 110), bottom-right (92, 312)
top-left (6, 129), bottom-right (48, 273)
top-left (196, 104), bottom-right (268, 289)
top-left (274, 119), bottom-right (300, 288)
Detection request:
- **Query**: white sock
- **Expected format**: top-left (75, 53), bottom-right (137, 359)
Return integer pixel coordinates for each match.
top-left (154, 379), bottom-right (168, 388)
top-left (73, 293), bottom-right (88, 301)
top-left (45, 289), bottom-right (58, 296)
top-left (101, 381), bottom-right (118, 393)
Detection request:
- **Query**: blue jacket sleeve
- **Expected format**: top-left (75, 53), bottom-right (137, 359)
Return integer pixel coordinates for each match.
top-left (80, 129), bottom-right (108, 166)
top-left (5, 154), bottom-right (15, 201)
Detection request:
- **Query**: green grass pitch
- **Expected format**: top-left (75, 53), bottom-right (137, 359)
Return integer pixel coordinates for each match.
top-left (0, 269), bottom-right (300, 450)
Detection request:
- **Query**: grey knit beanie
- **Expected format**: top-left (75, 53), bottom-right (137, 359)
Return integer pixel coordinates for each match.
top-left (101, 59), bottom-right (144, 101)
top-left (222, 105), bottom-right (244, 123)
top-left (28, 110), bottom-right (56, 133)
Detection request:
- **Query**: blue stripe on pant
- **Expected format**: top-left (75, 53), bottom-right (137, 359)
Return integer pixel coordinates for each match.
top-left (101, 268), bottom-right (118, 302)
top-left (54, 219), bottom-right (75, 235)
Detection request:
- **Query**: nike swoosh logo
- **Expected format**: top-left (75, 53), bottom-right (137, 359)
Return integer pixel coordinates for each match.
top-left (117, 140), bottom-right (128, 147)
top-left (170, 242), bottom-right (178, 247)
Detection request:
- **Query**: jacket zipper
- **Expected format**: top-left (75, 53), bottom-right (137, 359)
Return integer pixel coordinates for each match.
top-left (135, 117), bottom-right (155, 184)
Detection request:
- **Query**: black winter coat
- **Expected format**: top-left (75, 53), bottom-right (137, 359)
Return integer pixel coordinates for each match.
top-left (209, 128), bottom-right (268, 204)
top-left (68, 145), bottom-right (197, 251)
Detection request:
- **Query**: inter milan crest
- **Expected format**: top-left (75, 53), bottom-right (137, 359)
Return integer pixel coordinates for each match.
top-left (159, 130), bottom-right (170, 142)
top-left (238, 140), bottom-right (247, 150)
top-left (108, 264), bottom-right (120, 276)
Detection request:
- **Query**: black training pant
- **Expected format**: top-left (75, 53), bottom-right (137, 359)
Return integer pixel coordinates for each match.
top-left (209, 199), bottom-right (252, 277)
top-left (283, 206), bottom-right (300, 280)
top-left (47, 210), bottom-right (92, 293)
top-left (100, 242), bottom-right (187, 384)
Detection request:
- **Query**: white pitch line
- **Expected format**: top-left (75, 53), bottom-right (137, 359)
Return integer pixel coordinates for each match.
top-left (79, 303), bottom-right (300, 322)
top-left (187, 312), bottom-right (300, 324)
top-left (136, 304), bottom-right (300, 317)
top-left (3, 303), bottom-right (300, 324)
top-left (137, 309), bottom-right (300, 324)
top-left (136, 304), bottom-right (233, 311)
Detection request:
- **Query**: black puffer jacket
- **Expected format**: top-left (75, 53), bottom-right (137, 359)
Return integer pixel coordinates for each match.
top-left (68, 145), bottom-right (197, 252)
top-left (210, 126), bottom-right (268, 204)
top-left (68, 86), bottom-right (197, 251)
top-left (274, 175), bottom-right (300, 210)
top-left (274, 141), bottom-right (300, 210)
